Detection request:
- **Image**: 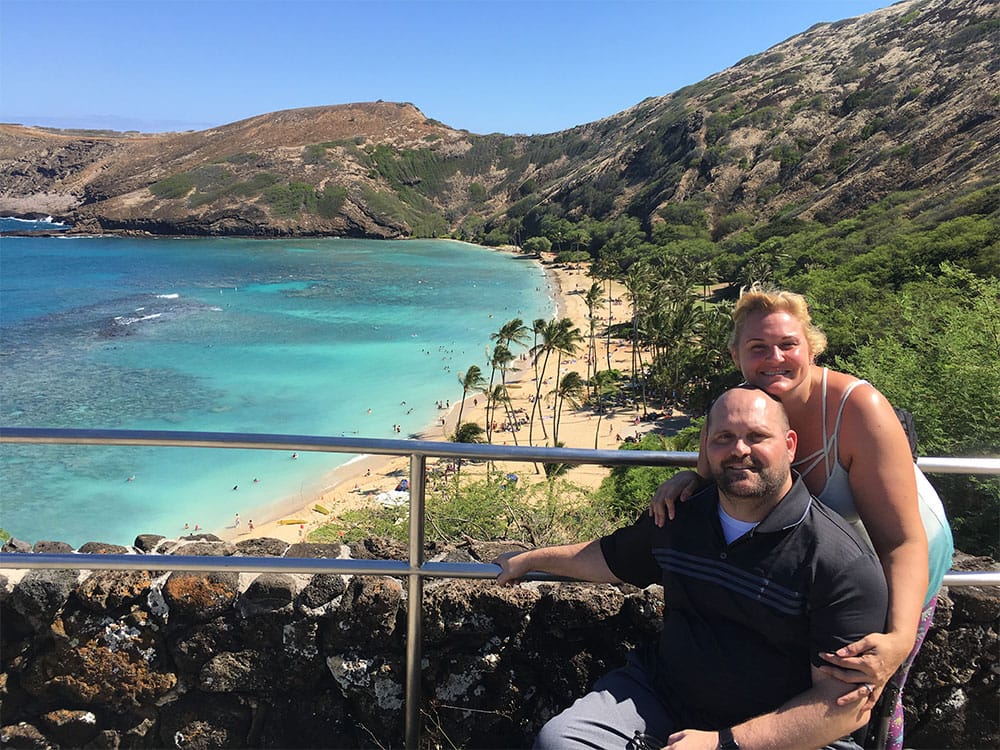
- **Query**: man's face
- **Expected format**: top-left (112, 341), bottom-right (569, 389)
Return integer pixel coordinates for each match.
top-left (705, 390), bottom-right (795, 501)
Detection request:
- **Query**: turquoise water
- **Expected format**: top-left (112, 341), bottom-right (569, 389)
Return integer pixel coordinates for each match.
top-left (0, 234), bottom-right (553, 545)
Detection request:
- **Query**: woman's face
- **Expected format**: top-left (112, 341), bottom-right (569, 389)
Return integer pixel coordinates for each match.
top-left (731, 310), bottom-right (812, 396)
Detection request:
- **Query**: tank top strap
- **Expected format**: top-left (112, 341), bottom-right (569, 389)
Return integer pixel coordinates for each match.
top-left (828, 376), bottom-right (870, 471)
top-left (791, 367), bottom-right (832, 479)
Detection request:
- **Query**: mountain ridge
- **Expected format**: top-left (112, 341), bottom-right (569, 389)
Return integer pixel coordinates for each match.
top-left (1, 0), bottom-right (997, 239)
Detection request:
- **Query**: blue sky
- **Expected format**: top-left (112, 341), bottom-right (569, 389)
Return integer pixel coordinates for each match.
top-left (1, 0), bottom-right (891, 135)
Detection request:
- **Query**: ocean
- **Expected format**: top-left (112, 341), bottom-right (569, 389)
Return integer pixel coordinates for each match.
top-left (0, 226), bottom-right (554, 546)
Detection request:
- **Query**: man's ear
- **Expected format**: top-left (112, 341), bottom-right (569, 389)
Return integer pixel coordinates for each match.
top-left (786, 428), bottom-right (797, 461)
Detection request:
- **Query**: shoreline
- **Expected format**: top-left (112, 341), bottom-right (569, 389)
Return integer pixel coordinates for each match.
top-left (220, 249), bottom-right (655, 545)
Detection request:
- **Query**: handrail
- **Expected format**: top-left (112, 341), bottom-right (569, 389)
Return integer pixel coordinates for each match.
top-left (2, 551), bottom-right (997, 587)
top-left (2, 427), bottom-right (998, 748)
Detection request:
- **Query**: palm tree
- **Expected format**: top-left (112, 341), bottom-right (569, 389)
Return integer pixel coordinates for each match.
top-left (452, 422), bottom-right (485, 443)
top-left (451, 421), bottom-right (486, 478)
top-left (484, 344), bottom-right (513, 443)
top-left (454, 366), bottom-right (486, 439)
top-left (484, 318), bottom-right (530, 440)
top-left (528, 317), bottom-right (582, 445)
top-left (551, 370), bottom-right (585, 446)
top-left (547, 319), bottom-right (584, 443)
top-left (491, 318), bottom-right (530, 352)
top-left (531, 317), bottom-right (546, 382)
top-left (583, 282), bottom-right (604, 395)
top-left (589, 369), bottom-right (621, 448)
top-left (622, 262), bottom-right (652, 414)
top-left (694, 260), bottom-right (717, 307)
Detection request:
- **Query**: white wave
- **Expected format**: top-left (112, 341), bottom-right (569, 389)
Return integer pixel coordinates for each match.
top-left (113, 312), bottom-right (164, 326)
top-left (1, 216), bottom-right (66, 227)
top-left (156, 293), bottom-right (180, 299)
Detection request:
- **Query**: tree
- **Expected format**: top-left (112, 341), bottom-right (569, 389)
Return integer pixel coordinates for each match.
top-left (583, 282), bottom-right (604, 393)
top-left (454, 366), bottom-right (486, 440)
top-left (523, 236), bottom-right (552, 255)
top-left (491, 318), bottom-right (530, 352)
top-left (529, 318), bottom-right (583, 447)
top-left (835, 268), bottom-right (1000, 556)
top-left (484, 344), bottom-right (513, 443)
top-left (551, 371), bottom-right (585, 446)
top-left (452, 422), bottom-right (485, 443)
top-left (485, 319), bottom-right (529, 443)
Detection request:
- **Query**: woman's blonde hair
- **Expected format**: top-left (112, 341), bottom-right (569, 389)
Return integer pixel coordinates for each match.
top-left (728, 285), bottom-right (828, 358)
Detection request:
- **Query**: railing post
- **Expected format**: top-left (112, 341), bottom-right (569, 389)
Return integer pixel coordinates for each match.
top-left (405, 453), bottom-right (427, 749)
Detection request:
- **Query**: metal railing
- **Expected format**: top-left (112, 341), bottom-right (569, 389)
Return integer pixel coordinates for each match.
top-left (2, 427), bottom-right (999, 748)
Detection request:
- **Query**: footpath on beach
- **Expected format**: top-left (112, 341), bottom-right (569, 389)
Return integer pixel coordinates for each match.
top-left (220, 254), bottom-right (679, 545)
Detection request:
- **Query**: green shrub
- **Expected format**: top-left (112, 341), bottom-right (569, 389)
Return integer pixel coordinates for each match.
top-left (263, 182), bottom-right (317, 217)
top-left (316, 185), bottom-right (347, 219)
top-left (188, 165), bottom-right (235, 191)
top-left (303, 144), bottom-right (327, 165)
top-left (230, 172), bottom-right (281, 196)
top-left (219, 152), bottom-right (260, 165)
top-left (469, 182), bottom-right (487, 204)
top-left (311, 474), bottom-right (622, 548)
top-left (149, 173), bottom-right (195, 199)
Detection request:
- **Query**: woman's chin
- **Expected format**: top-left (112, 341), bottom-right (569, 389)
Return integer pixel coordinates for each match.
top-left (747, 375), bottom-right (795, 394)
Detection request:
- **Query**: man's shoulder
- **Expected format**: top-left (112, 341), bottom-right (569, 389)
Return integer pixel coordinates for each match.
top-left (800, 497), bottom-right (885, 596)
top-left (805, 496), bottom-right (872, 555)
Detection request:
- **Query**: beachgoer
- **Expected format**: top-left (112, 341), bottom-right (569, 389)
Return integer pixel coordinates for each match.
top-left (248, 520), bottom-right (254, 531)
top-left (234, 513), bottom-right (240, 528)
top-left (649, 286), bottom-right (953, 748)
top-left (232, 485), bottom-right (238, 491)
top-left (291, 453), bottom-right (298, 460)
top-left (497, 386), bottom-right (887, 749)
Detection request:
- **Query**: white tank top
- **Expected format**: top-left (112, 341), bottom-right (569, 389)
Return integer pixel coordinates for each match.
top-left (791, 369), bottom-right (953, 603)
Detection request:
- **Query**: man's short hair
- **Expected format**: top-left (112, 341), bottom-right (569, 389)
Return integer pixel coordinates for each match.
top-left (706, 384), bottom-right (789, 432)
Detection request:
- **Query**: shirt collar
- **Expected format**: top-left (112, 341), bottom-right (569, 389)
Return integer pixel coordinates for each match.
top-left (751, 472), bottom-right (813, 534)
top-left (697, 472), bottom-right (812, 535)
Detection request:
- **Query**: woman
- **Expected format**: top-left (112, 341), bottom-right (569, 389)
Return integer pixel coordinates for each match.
top-left (650, 287), bottom-right (953, 749)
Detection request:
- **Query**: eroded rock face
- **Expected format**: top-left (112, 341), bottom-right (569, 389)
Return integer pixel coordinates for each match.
top-left (0, 538), bottom-right (996, 749)
top-left (162, 571), bottom-right (240, 621)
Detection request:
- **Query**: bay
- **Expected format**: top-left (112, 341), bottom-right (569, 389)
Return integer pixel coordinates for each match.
top-left (0, 235), bottom-right (553, 546)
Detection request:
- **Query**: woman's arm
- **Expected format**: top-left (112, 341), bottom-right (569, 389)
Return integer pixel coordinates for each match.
top-left (648, 422), bottom-right (710, 526)
top-left (820, 381), bottom-right (928, 701)
top-left (666, 667), bottom-right (873, 750)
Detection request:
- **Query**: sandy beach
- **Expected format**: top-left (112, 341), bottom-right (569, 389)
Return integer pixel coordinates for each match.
top-left (221, 250), bottom-right (667, 544)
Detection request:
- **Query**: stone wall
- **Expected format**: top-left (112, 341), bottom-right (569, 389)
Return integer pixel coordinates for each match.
top-left (1, 534), bottom-right (996, 749)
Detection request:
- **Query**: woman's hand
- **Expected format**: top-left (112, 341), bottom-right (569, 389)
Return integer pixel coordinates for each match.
top-left (665, 728), bottom-right (718, 748)
top-left (649, 471), bottom-right (705, 526)
top-left (819, 631), bottom-right (913, 707)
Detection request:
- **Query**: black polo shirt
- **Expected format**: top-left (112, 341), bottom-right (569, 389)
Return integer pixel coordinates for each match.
top-left (600, 477), bottom-right (888, 729)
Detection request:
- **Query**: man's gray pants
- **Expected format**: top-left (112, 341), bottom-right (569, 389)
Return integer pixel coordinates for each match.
top-left (533, 650), bottom-right (864, 750)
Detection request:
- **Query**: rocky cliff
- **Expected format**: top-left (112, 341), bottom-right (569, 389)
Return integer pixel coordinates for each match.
top-left (1, 535), bottom-right (997, 749)
top-left (1, 0), bottom-right (997, 240)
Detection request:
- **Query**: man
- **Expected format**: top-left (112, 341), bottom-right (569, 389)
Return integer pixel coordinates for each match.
top-left (495, 385), bottom-right (888, 750)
